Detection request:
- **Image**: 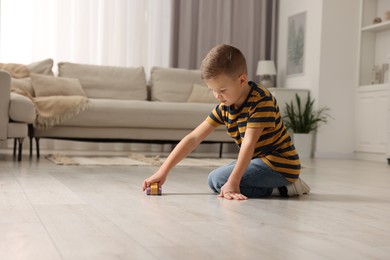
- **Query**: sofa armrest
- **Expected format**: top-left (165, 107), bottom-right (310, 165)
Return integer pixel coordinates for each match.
top-left (9, 93), bottom-right (36, 123)
top-left (0, 70), bottom-right (11, 140)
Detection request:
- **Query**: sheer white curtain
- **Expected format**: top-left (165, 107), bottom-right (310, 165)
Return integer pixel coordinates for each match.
top-left (0, 0), bottom-right (172, 75)
top-left (0, 0), bottom-right (173, 153)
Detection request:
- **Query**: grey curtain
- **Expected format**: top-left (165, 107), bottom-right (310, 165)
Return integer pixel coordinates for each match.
top-left (170, 0), bottom-right (278, 81)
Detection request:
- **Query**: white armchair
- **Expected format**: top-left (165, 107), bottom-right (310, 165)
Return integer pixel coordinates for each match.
top-left (0, 70), bottom-right (35, 161)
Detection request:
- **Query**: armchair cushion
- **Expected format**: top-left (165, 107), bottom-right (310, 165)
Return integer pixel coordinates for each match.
top-left (9, 93), bottom-right (36, 123)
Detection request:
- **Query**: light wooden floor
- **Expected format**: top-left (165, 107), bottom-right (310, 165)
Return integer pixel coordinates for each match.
top-left (0, 153), bottom-right (389, 260)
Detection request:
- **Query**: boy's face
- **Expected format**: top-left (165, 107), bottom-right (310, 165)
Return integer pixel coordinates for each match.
top-left (206, 73), bottom-right (248, 107)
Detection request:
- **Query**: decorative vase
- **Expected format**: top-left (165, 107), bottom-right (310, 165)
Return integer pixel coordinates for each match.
top-left (259, 75), bottom-right (274, 88)
top-left (293, 133), bottom-right (313, 159)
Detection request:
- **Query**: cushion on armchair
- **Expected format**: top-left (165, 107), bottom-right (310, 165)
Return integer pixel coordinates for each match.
top-left (9, 93), bottom-right (36, 123)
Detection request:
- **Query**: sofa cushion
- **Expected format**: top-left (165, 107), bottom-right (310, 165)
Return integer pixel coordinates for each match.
top-left (62, 99), bottom-right (218, 129)
top-left (9, 93), bottom-right (36, 123)
top-left (31, 74), bottom-right (86, 97)
top-left (58, 62), bottom-right (147, 100)
top-left (187, 84), bottom-right (218, 103)
top-left (150, 67), bottom-right (205, 102)
top-left (11, 78), bottom-right (34, 97)
top-left (26, 59), bottom-right (54, 76)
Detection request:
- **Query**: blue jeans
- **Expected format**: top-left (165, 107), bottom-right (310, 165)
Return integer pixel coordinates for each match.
top-left (208, 158), bottom-right (291, 198)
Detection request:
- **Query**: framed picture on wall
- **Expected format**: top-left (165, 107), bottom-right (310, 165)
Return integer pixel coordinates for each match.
top-left (286, 12), bottom-right (306, 77)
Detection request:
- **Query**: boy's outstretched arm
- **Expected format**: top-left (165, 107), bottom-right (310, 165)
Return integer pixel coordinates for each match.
top-left (142, 120), bottom-right (216, 191)
top-left (218, 127), bottom-right (263, 200)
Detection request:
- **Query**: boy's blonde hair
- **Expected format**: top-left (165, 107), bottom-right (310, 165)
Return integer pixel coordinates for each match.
top-left (200, 44), bottom-right (247, 80)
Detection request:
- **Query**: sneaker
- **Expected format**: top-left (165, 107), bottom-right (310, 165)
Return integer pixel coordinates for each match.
top-left (285, 178), bottom-right (311, 196)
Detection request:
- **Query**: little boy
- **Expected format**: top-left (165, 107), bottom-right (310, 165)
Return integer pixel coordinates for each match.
top-left (142, 44), bottom-right (310, 200)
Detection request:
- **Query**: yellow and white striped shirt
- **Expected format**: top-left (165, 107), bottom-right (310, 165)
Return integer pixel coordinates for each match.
top-left (206, 82), bottom-right (301, 182)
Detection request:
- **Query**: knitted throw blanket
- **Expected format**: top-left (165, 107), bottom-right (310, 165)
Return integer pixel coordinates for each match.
top-left (0, 63), bottom-right (30, 78)
top-left (8, 64), bottom-right (89, 129)
top-left (32, 95), bottom-right (89, 129)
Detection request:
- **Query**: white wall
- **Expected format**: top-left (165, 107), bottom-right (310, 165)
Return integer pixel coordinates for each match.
top-left (277, 0), bottom-right (323, 101)
top-left (277, 0), bottom-right (360, 158)
top-left (316, 0), bottom-right (359, 158)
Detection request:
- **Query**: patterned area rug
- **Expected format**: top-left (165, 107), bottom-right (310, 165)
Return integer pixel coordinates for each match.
top-left (45, 153), bottom-right (234, 167)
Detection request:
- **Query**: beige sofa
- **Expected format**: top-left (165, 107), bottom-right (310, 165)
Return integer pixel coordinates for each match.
top-left (3, 61), bottom-right (233, 158)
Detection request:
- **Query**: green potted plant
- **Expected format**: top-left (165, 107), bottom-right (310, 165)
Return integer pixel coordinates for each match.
top-left (283, 93), bottom-right (331, 158)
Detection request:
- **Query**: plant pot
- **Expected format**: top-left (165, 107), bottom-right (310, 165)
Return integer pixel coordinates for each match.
top-left (293, 133), bottom-right (313, 159)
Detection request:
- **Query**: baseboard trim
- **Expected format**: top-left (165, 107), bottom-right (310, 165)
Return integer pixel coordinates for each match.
top-left (314, 151), bottom-right (355, 160)
top-left (354, 151), bottom-right (388, 163)
top-left (315, 151), bottom-right (389, 163)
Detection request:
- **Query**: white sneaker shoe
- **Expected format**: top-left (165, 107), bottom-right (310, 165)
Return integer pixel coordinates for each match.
top-left (286, 178), bottom-right (310, 196)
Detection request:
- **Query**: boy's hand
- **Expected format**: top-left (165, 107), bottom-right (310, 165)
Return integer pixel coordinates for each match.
top-left (218, 181), bottom-right (248, 200)
top-left (142, 170), bottom-right (167, 191)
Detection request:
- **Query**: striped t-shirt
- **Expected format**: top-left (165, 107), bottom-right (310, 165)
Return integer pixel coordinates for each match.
top-left (206, 81), bottom-right (301, 182)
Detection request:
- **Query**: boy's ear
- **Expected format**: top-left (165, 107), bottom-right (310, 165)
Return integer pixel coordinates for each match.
top-left (239, 74), bottom-right (247, 86)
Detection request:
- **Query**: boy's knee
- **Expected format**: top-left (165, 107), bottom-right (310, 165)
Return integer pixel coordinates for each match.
top-left (208, 169), bottom-right (228, 191)
top-left (207, 170), bottom-right (218, 191)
